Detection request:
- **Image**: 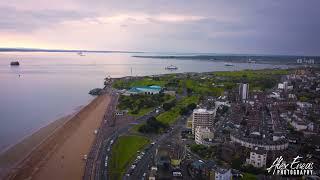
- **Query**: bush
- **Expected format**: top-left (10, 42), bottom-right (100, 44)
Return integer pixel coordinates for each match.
top-left (163, 100), bottom-right (176, 111)
top-left (190, 144), bottom-right (216, 159)
top-left (138, 116), bottom-right (168, 134)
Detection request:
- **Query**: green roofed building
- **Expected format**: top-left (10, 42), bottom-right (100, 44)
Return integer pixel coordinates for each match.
top-left (125, 85), bottom-right (162, 95)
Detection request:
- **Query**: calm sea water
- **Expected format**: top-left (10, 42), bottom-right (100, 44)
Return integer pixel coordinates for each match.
top-left (0, 52), bottom-right (289, 152)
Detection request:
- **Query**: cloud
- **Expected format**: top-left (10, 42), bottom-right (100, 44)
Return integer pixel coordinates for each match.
top-left (88, 13), bottom-right (207, 25)
top-left (0, 6), bottom-right (93, 32)
top-left (0, 0), bottom-right (319, 55)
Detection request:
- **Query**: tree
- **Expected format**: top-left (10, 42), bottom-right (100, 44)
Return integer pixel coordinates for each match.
top-left (163, 100), bottom-right (176, 111)
top-left (187, 103), bottom-right (197, 111)
top-left (138, 116), bottom-right (168, 133)
top-left (180, 107), bottom-right (188, 115)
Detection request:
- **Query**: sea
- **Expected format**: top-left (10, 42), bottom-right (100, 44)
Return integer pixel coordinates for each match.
top-left (0, 51), bottom-right (290, 152)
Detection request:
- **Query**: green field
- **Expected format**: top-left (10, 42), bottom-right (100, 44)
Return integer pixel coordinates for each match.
top-left (157, 95), bottom-right (199, 124)
top-left (113, 77), bottom-right (167, 89)
top-left (109, 135), bottom-right (150, 180)
top-left (128, 107), bottom-right (153, 117)
top-left (212, 69), bottom-right (290, 77)
top-left (212, 69), bottom-right (291, 91)
top-left (242, 173), bottom-right (257, 180)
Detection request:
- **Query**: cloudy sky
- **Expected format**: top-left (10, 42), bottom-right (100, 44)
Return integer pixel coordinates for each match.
top-left (0, 0), bottom-right (319, 55)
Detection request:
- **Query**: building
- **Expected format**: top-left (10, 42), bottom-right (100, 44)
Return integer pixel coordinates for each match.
top-left (283, 81), bottom-right (288, 91)
top-left (125, 85), bottom-right (162, 95)
top-left (290, 120), bottom-right (308, 131)
top-left (192, 109), bottom-right (215, 134)
top-left (246, 147), bottom-right (267, 168)
top-left (195, 127), bottom-right (214, 146)
top-left (230, 133), bottom-right (289, 151)
top-left (239, 83), bottom-right (249, 102)
top-left (213, 168), bottom-right (232, 180)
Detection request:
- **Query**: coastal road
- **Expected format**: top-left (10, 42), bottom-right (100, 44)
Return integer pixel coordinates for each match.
top-left (124, 114), bottom-right (190, 180)
top-left (84, 88), bottom-right (164, 180)
top-left (83, 90), bottom-right (119, 180)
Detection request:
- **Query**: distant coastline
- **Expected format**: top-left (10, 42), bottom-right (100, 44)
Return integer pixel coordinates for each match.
top-left (132, 55), bottom-right (320, 65)
top-left (0, 47), bottom-right (144, 54)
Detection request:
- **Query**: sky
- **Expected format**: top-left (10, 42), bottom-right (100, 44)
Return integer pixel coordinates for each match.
top-left (0, 0), bottom-right (319, 55)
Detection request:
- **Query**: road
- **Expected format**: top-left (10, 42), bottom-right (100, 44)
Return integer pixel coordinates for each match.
top-left (124, 113), bottom-right (193, 180)
top-left (83, 88), bottom-right (119, 180)
top-left (83, 86), bottom-right (165, 180)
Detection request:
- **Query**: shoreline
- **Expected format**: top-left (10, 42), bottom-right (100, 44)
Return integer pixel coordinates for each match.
top-left (0, 97), bottom-right (93, 155)
top-left (0, 101), bottom-right (90, 179)
top-left (0, 115), bottom-right (72, 178)
top-left (1, 93), bottom-right (110, 180)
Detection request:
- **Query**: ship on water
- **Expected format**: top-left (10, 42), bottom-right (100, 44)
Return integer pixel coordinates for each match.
top-left (10, 61), bottom-right (20, 66)
top-left (224, 63), bottom-right (234, 66)
top-left (77, 52), bottom-right (86, 56)
top-left (165, 65), bottom-right (178, 70)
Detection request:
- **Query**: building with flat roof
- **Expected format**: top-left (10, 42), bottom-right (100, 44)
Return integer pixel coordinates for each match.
top-left (192, 109), bottom-right (215, 134)
top-left (124, 85), bottom-right (162, 95)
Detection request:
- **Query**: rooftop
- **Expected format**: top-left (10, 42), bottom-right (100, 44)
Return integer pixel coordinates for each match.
top-left (193, 108), bottom-right (215, 114)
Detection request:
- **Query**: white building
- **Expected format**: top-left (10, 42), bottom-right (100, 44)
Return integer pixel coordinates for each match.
top-left (291, 120), bottom-right (308, 131)
top-left (195, 127), bottom-right (214, 146)
top-left (278, 83), bottom-right (284, 89)
top-left (230, 134), bottom-right (289, 151)
top-left (283, 81), bottom-right (288, 91)
top-left (246, 147), bottom-right (267, 168)
top-left (214, 168), bottom-right (232, 180)
top-left (192, 109), bottom-right (215, 134)
top-left (269, 92), bottom-right (280, 99)
top-left (239, 83), bottom-right (249, 102)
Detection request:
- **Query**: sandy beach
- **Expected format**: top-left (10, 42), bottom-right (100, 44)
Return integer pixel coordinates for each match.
top-left (0, 115), bottom-right (71, 178)
top-left (3, 93), bottom-right (111, 180)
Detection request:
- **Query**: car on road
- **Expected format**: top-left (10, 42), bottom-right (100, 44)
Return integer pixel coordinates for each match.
top-left (83, 154), bottom-right (87, 160)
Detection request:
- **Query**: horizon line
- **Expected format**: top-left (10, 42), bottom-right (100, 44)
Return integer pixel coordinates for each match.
top-left (0, 47), bottom-right (319, 57)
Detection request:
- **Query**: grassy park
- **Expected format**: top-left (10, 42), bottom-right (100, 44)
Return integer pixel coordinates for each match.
top-left (117, 93), bottom-right (174, 117)
top-left (156, 95), bottom-right (199, 124)
top-left (109, 135), bottom-right (150, 180)
top-left (113, 77), bottom-right (167, 89)
top-left (212, 69), bottom-right (291, 91)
